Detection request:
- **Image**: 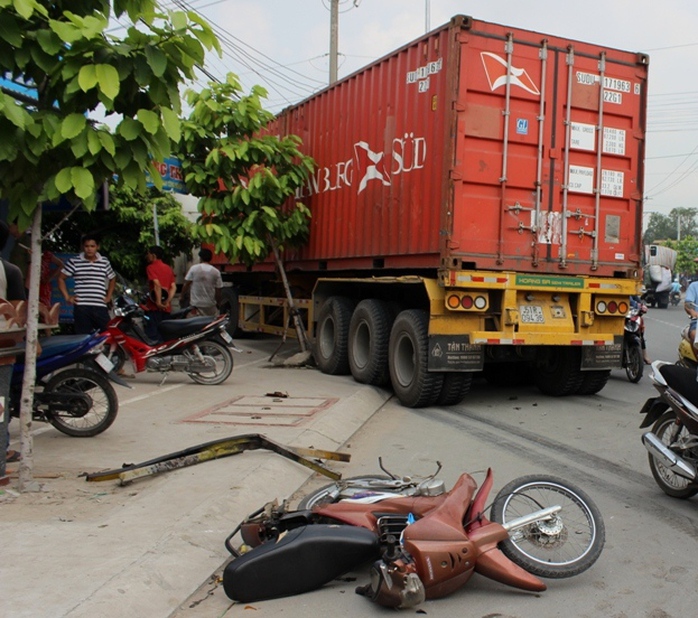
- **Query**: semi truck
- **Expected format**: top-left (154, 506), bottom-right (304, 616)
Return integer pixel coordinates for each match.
top-left (214, 15), bottom-right (647, 407)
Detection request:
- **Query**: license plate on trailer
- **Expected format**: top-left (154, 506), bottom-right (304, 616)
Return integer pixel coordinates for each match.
top-left (220, 330), bottom-right (234, 344)
top-left (94, 353), bottom-right (114, 373)
top-left (519, 305), bottom-right (545, 324)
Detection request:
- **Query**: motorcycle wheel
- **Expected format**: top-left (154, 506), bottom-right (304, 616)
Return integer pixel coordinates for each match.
top-left (186, 340), bottom-right (234, 385)
top-left (297, 475), bottom-right (393, 510)
top-left (625, 344), bottom-right (643, 383)
top-left (490, 475), bottom-right (605, 579)
top-left (648, 411), bottom-right (698, 499)
top-left (43, 368), bottom-right (119, 437)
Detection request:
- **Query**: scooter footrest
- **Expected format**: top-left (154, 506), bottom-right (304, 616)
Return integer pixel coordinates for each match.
top-left (223, 524), bottom-right (380, 602)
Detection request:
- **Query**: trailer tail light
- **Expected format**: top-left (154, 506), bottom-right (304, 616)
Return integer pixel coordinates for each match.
top-left (595, 299), bottom-right (628, 314)
top-left (446, 292), bottom-right (489, 312)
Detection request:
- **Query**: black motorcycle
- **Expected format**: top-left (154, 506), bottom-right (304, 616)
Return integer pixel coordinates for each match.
top-left (640, 361), bottom-right (698, 498)
top-left (10, 333), bottom-right (127, 437)
top-left (623, 302), bottom-right (646, 383)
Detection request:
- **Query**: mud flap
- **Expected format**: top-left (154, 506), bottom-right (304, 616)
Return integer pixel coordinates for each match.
top-left (223, 524), bottom-right (380, 602)
top-left (580, 336), bottom-right (623, 370)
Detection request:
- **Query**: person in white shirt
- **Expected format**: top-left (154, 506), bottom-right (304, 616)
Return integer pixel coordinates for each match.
top-left (181, 248), bottom-right (222, 317)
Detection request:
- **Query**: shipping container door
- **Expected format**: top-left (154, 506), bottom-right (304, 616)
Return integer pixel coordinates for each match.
top-left (451, 21), bottom-right (646, 277)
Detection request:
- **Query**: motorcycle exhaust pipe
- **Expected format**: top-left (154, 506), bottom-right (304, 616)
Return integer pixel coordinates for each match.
top-left (642, 432), bottom-right (697, 480)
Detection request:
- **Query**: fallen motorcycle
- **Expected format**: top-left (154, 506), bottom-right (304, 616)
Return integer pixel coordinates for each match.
top-left (640, 361), bottom-right (698, 498)
top-left (9, 333), bottom-right (125, 437)
top-left (222, 462), bottom-right (605, 608)
top-left (102, 290), bottom-right (237, 385)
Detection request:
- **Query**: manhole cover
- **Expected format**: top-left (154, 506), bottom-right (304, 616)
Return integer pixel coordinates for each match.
top-left (181, 396), bottom-right (338, 427)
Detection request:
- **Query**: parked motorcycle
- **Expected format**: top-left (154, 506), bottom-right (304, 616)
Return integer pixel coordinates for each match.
top-left (640, 361), bottom-right (698, 498)
top-left (9, 333), bottom-right (124, 437)
top-left (222, 462), bottom-right (605, 608)
top-left (623, 301), bottom-right (647, 383)
top-left (102, 291), bottom-right (237, 385)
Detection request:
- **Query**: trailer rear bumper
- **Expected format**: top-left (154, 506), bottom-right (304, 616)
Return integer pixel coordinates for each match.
top-left (426, 334), bottom-right (623, 371)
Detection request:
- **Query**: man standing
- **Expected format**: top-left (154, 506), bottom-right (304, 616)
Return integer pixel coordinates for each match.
top-left (144, 245), bottom-right (176, 342)
top-left (58, 233), bottom-right (116, 334)
top-left (181, 248), bottom-right (222, 316)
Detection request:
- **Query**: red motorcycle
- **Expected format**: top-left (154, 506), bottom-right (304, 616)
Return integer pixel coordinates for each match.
top-left (102, 291), bottom-right (236, 385)
top-left (223, 463), bottom-right (605, 608)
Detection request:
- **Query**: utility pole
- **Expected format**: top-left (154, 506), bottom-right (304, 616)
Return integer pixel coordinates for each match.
top-left (329, 0), bottom-right (338, 84)
top-left (425, 0), bottom-right (430, 32)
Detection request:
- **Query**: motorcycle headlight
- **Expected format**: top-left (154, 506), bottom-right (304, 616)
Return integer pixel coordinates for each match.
top-left (625, 320), bottom-right (640, 333)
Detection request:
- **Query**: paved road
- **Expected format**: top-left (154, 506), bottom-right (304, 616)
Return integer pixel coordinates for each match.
top-left (175, 304), bottom-right (697, 617)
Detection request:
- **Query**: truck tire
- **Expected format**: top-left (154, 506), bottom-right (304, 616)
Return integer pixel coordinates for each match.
top-left (533, 348), bottom-right (583, 396)
top-left (315, 296), bottom-right (355, 375)
top-left (436, 372), bottom-right (472, 406)
top-left (575, 369), bottom-right (611, 395)
top-left (219, 287), bottom-right (241, 338)
top-left (389, 309), bottom-right (443, 408)
top-left (348, 299), bottom-right (392, 385)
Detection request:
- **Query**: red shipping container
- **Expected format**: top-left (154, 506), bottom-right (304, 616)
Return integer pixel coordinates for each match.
top-left (275, 15), bottom-right (647, 279)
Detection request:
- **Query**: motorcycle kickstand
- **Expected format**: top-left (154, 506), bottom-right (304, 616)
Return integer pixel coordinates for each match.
top-left (158, 373), bottom-right (170, 387)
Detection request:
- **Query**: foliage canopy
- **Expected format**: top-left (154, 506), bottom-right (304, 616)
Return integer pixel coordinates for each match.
top-left (177, 74), bottom-right (315, 267)
top-left (0, 0), bottom-right (220, 226)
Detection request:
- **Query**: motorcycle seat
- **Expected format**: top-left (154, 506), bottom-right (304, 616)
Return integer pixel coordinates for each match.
top-left (659, 364), bottom-right (698, 409)
top-left (158, 316), bottom-right (215, 340)
top-left (38, 335), bottom-right (94, 359)
top-left (11, 334), bottom-right (95, 364)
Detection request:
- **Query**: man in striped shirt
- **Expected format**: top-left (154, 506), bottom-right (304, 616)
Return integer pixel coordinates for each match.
top-left (58, 233), bottom-right (116, 334)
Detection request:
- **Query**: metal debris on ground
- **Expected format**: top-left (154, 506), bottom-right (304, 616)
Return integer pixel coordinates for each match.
top-left (82, 433), bottom-right (350, 485)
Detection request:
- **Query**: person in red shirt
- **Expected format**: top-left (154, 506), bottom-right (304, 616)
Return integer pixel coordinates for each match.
top-left (144, 245), bottom-right (177, 343)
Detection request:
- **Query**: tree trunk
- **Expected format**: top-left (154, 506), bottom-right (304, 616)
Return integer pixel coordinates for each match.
top-left (270, 239), bottom-right (309, 353)
top-left (18, 207), bottom-right (42, 492)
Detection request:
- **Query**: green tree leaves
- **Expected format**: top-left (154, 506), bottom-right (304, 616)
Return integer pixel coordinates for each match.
top-left (0, 1), bottom-right (220, 224)
top-left (177, 74), bottom-right (315, 268)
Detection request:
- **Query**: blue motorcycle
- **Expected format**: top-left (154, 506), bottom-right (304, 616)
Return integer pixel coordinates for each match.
top-left (10, 333), bottom-right (127, 437)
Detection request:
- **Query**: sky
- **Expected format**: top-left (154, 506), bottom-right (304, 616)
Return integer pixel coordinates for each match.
top-left (158, 0), bottom-right (698, 221)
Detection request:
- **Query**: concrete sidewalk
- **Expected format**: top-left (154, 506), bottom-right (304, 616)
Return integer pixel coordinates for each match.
top-left (2, 337), bottom-right (391, 618)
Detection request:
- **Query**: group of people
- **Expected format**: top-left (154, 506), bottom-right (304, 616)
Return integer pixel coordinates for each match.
top-left (1, 221), bottom-right (223, 340)
top-left (55, 236), bottom-right (223, 342)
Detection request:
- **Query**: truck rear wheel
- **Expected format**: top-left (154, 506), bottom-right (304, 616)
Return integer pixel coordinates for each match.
top-left (534, 348), bottom-right (583, 396)
top-left (315, 296), bottom-right (355, 375)
top-left (389, 309), bottom-right (443, 408)
top-left (219, 287), bottom-right (241, 338)
top-left (348, 299), bottom-right (392, 385)
top-left (576, 370), bottom-right (611, 395)
top-left (436, 372), bottom-right (472, 406)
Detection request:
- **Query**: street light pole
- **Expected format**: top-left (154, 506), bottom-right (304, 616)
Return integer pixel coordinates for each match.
top-left (329, 0), bottom-right (338, 84)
